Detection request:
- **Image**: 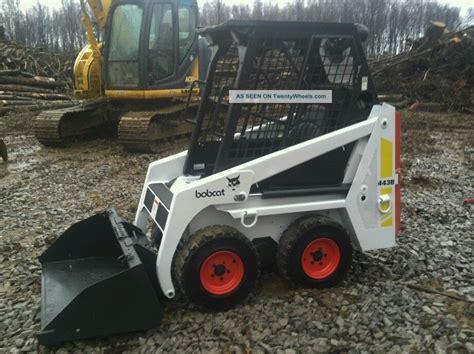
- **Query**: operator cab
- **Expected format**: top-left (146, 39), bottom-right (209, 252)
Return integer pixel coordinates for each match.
top-left (183, 21), bottom-right (377, 193)
top-left (104, 0), bottom-right (198, 90)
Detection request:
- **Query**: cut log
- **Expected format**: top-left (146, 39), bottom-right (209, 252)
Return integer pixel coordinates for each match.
top-left (0, 69), bottom-right (35, 78)
top-left (1, 99), bottom-right (34, 106)
top-left (0, 76), bottom-right (67, 89)
top-left (415, 21), bottom-right (448, 52)
top-left (409, 101), bottom-right (442, 112)
top-left (0, 100), bottom-right (79, 114)
top-left (36, 100), bottom-right (80, 109)
top-left (31, 93), bottom-right (72, 101)
top-left (450, 37), bottom-right (462, 44)
top-left (0, 91), bottom-right (71, 100)
top-left (0, 84), bottom-right (54, 94)
top-left (0, 69), bottom-right (21, 77)
top-left (0, 95), bottom-right (33, 101)
top-left (425, 21), bottom-right (447, 40)
top-left (378, 94), bottom-right (404, 103)
top-left (391, 99), bottom-right (410, 109)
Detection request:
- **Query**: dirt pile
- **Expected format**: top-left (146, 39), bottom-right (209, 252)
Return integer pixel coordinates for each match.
top-left (0, 42), bottom-right (77, 116)
top-left (373, 23), bottom-right (474, 113)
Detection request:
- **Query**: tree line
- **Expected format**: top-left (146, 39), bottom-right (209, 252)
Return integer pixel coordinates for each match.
top-left (0, 0), bottom-right (84, 53)
top-left (202, 0), bottom-right (466, 55)
top-left (0, 0), bottom-right (471, 56)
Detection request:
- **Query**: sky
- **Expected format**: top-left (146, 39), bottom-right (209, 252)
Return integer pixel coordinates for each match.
top-left (18, 0), bottom-right (472, 15)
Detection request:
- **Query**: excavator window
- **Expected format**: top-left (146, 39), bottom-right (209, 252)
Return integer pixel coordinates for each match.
top-left (108, 4), bottom-right (143, 87)
top-left (178, 6), bottom-right (196, 62)
top-left (148, 3), bottom-right (174, 84)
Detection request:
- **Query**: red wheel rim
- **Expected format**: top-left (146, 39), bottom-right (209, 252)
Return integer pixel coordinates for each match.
top-left (301, 238), bottom-right (341, 279)
top-left (200, 250), bottom-right (244, 295)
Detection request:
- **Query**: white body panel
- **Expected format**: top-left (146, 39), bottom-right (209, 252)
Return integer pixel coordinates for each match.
top-left (134, 104), bottom-right (400, 298)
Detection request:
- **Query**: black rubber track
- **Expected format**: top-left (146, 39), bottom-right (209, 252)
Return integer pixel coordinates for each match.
top-left (173, 225), bottom-right (260, 311)
top-left (276, 215), bottom-right (352, 288)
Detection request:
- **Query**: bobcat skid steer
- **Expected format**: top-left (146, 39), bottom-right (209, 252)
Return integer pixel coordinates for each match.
top-left (38, 20), bottom-right (401, 345)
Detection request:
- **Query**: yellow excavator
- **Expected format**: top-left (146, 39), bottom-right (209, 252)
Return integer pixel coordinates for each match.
top-left (34, 0), bottom-right (210, 152)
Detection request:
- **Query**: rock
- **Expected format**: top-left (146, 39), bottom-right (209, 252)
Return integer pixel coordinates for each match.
top-left (374, 332), bottom-right (384, 339)
top-left (257, 341), bottom-right (273, 353)
top-left (278, 318), bottom-right (289, 327)
top-left (447, 341), bottom-right (463, 350)
top-left (445, 315), bottom-right (459, 328)
top-left (422, 306), bottom-right (436, 315)
top-left (14, 338), bottom-right (24, 348)
top-left (153, 333), bottom-right (165, 344)
top-left (204, 322), bottom-right (212, 332)
top-left (293, 295), bottom-right (304, 303)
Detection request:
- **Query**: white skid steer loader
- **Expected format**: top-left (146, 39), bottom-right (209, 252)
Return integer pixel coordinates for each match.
top-left (38, 20), bottom-right (401, 345)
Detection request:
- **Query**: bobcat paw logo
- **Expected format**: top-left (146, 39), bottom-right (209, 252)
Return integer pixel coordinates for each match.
top-left (226, 175), bottom-right (240, 191)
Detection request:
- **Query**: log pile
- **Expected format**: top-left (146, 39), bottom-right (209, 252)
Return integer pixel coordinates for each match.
top-left (0, 42), bottom-right (78, 116)
top-left (372, 23), bottom-right (474, 113)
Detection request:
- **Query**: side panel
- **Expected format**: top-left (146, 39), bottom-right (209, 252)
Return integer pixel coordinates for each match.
top-left (345, 104), bottom-right (398, 251)
top-left (134, 151), bottom-right (188, 230)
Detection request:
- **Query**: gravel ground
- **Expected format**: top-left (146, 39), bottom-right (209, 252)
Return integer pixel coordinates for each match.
top-left (0, 110), bottom-right (473, 353)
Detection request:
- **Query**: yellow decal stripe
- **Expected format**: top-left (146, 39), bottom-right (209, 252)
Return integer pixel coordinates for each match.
top-left (381, 216), bottom-right (393, 227)
top-left (380, 138), bottom-right (393, 178)
top-left (379, 138), bottom-right (394, 228)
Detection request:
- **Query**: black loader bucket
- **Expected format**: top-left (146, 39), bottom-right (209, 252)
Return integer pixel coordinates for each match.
top-left (37, 208), bottom-right (163, 345)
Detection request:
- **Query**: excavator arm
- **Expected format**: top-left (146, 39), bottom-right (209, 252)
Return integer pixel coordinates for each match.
top-left (78, 0), bottom-right (113, 55)
top-left (86, 0), bottom-right (112, 34)
top-left (74, 0), bottom-right (110, 97)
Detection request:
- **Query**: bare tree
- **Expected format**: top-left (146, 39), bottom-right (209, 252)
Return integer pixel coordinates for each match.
top-left (0, 0), bottom-right (465, 57)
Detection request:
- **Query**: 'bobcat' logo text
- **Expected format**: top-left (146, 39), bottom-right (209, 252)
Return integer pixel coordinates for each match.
top-left (195, 189), bottom-right (226, 199)
top-left (227, 175), bottom-right (240, 191)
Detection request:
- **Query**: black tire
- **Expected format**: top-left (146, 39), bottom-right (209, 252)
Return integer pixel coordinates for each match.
top-left (173, 225), bottom-right (260, 311)
top-left (277, 215), bottom-right (352, 288)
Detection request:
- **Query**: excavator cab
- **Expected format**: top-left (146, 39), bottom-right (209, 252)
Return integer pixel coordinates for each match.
top-left (104, 0), bottom-right (201, 95)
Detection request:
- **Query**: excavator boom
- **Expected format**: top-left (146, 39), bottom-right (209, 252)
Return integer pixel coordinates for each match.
top-left (86, 0), bottom-right (112, 34)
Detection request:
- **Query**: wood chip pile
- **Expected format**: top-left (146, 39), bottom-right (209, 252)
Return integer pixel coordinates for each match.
top-left (0, 42), bottom-right (78, 116)
top-left (372, 23), bottom-right (474, 113)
